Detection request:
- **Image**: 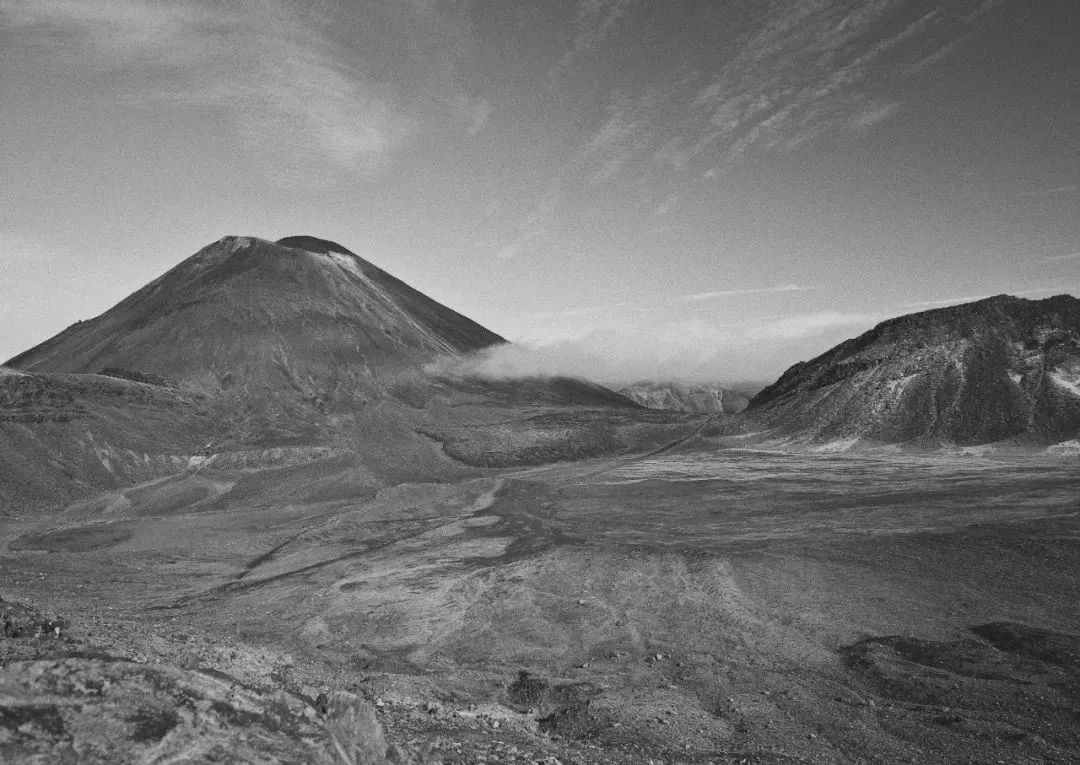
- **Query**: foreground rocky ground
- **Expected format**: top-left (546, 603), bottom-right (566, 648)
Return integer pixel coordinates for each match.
top-left (0, 595), bottom-right (678, 763)
top-left (2, 448), bottom-right (1079, 763)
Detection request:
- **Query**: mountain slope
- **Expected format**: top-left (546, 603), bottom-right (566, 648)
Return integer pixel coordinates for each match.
top-left (8, 236), bottom-right (504, 396)
top-left (0, 367), bottom-right (220, 509)
top-left (745, 294), bottom-right (1080, 447)
top-left (2, 235), bottom-right (680, 510)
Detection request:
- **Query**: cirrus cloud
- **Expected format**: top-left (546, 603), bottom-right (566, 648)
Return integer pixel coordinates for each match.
top-left (0, 0), bottom-right (485, 185)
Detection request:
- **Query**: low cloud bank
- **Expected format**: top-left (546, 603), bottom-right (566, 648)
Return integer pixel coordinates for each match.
top-left (429, 312), bottom-right (885, 386)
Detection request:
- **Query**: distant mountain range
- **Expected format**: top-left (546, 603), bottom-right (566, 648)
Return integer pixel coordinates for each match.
top-left (617, 382), bottom-right (756, 414)
top-left (744, 294), bottom-right (1080, 449)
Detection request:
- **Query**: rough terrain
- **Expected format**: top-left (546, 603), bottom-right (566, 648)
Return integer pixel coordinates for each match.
top-left (3, 447), bottom-right (1079, 763)
top-left (744, 294), bottom-right (1080, 449)
top-left (1, 235), bottom-right (675, 514)
top-left (3, 238), bottom-right (1080, 762)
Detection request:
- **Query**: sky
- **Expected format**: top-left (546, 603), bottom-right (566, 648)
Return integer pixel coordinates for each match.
top-left (1, 0), bottom-right (1078, 384)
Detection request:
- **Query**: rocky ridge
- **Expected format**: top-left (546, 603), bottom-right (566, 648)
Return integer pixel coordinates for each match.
top-left (743, 294), bottom-right (1080, 448)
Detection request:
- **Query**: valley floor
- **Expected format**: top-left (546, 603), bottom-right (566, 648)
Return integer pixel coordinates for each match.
top-left (2, 447), bottom-right (1080, 763)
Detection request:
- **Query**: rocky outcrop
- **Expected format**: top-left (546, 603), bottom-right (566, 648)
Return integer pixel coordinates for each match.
top-left (617, 381), bottom-right (751, 414)
top-left (0, 595), bottom-right (402, 764)
top-left (746, 294), bottom-right (1080, 447)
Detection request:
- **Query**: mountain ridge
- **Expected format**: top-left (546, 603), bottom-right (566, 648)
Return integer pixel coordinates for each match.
top-left (742, 293), bottom-right (1080, 447)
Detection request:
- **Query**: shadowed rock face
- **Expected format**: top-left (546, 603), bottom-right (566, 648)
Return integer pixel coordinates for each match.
top-left (747, 294), bottom-right (1080, 446)
top-left (7, 235), bottom-right (505, 394)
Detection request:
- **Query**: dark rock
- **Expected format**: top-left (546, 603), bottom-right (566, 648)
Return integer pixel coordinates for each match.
top-left (508, 671), bottom-right (549, 709)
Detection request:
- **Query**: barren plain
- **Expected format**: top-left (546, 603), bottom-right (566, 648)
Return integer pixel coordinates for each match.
top-left (3, 440), bottom-right (1079, 763)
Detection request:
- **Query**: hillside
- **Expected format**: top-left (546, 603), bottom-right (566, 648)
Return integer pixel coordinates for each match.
top-left (7, 236), bottom-right (504, 394)
top-left (743, 294), bottom-right (1080, 447)
top-left (1, 236), bottom-right (685, 510)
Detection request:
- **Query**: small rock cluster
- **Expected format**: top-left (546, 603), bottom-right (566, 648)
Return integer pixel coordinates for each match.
top-left (1, 596), bottom-right (66, 639)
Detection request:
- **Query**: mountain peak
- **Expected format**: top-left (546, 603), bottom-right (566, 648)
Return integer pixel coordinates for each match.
top-left (275, 236), bottom-right (354, 256)
top-left (7, 234), bottom-right (505, 390)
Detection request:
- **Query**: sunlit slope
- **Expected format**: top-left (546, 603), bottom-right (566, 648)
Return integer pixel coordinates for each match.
top-left (746, 294), bottom-right (1080, 447)
top-left (7, 235), bottom-right (505, 396)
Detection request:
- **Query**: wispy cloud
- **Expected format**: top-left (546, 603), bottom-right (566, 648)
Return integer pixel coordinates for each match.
top-left (494, 78), bottom-right (690, 257)
top-left (1018, 185), bottom-right (1079, 198)
top-left (581, 85), bottom-right (682, 185)
top-left (549, 0), bottom-right (638, 85)
top-left (1, 0), bottom-right (484, 185)
top-left (680, 284), bottom-right (808, 302)
top-left (685, 0), bottom-right (996, 161)
top-left (494, 176), bottom-right (566, 259)
top-left (903, 33), bottom-right (970, 75)
top-left (849, 100), bottom-right (902, 130)
top-left (493, 0), bottom-right (1001, 258)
